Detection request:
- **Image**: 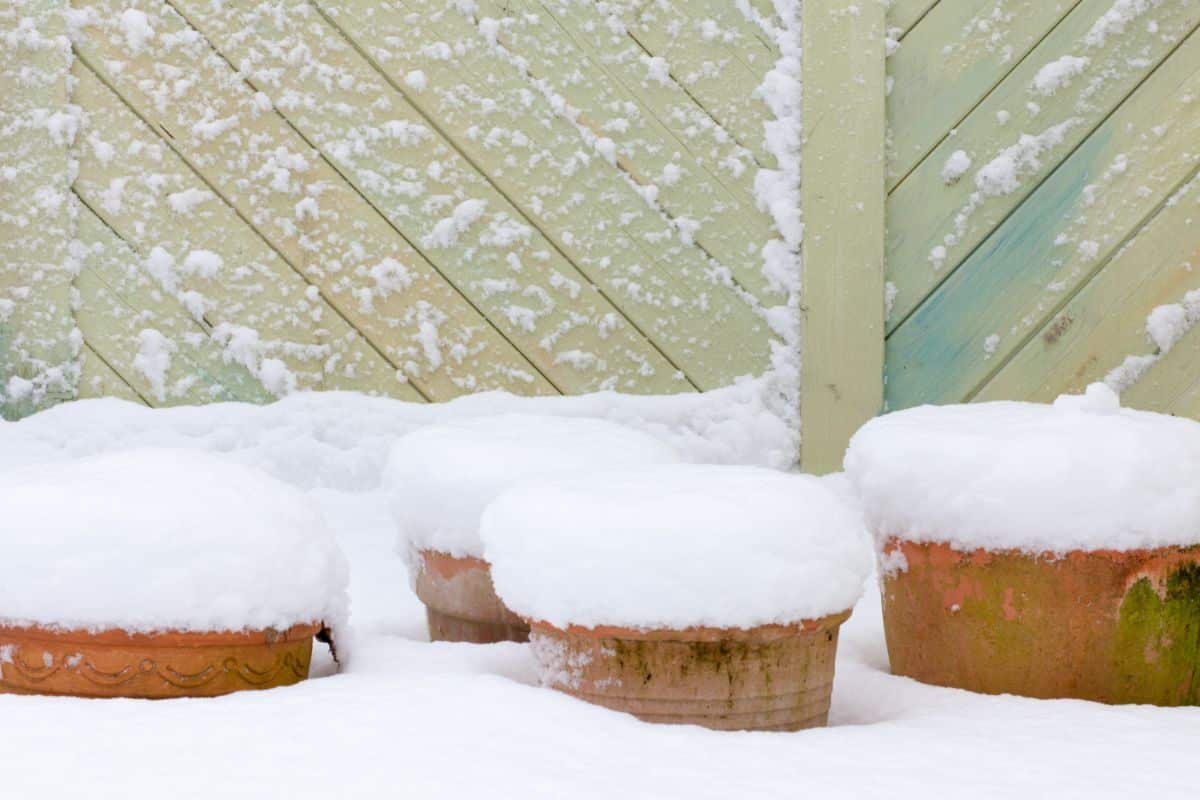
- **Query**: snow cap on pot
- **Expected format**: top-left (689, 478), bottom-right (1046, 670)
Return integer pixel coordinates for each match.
top-left (844, 382), bottom-right (1200, 556)
top-left (480, 464), bottom-right (873, 631)
top-left (0, 448), bottom-right (348, 634)
top-left (382, 414), bottom-right (685, 564)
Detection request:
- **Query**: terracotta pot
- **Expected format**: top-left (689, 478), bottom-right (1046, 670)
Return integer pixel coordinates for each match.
top-left (413, 550), bottom-right (529, 644)
top-left (0, 622), bottom-right (320, 699)
top-left (881, 538), bottom-right (1200, 704)
top-left (529, 611), bottom-right (851, 731)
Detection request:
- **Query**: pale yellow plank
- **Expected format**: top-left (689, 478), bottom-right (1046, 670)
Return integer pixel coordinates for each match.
top-left (886, 0), bottom-right (1200, 332)
top-left (77, 343), bottom-right (147, 403)
top-left (72, 64), bottom-right (424, 401)
top-left (472, 0), bottom-right (777, 301)
top-left (977, 175), bottom-right (1200, 404)
top-left (74, 203), bottom-right (272, 405)
top-left (889, 0), bottom-right (941, 36)
top-left (71, 0), bottom-right (550, 400)
top-left (165, 0), bottom-right (684, 395)
top-left (0, 0), bottom-right (76, 418)
top-left (800, 0), bottom-right (886, 473)
top-left (314, 0), bottom-right (772, 389)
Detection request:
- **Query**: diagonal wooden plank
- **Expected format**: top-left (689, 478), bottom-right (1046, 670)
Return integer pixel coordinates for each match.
top-left (164, 0), bottom-right (685, 395)
top-left (1168, 364), bottom-right (1200, 420)
top-left (886, 0), bottom-right (1200, 333)
top-left (77, 342), bottom-right (147, 403)
top-left (313, 0), bottom-right (772, 389)
top-left (72, 64), bottom-right (425, 402)
top-left (887, 0), bottom-right (1081, 190)
top-left (472, 0), bottom-right (778, 301)
top-left (976, 174), bottom-right (1200, 404)
top-left (1125, 322), bottom-right (1200, 415)
top-left (620, 0), bottom-right (775, 167)
top-left (0, 0), bottom-right (77, 419)
top-left (887, 27), bottom-right (1200, 411)
top-left (74, 201), bottom-right (273, 405)
top-left (527, 0), bottom-right (760, 208)
top-left (70, 0), bottom-right (552, 401)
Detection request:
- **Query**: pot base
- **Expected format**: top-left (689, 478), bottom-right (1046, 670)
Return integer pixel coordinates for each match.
top-left (0, 622), bottom-right (319, 699)
top-left (530, 613), bottom-right (850, 731)
top-left (414, 550), bottom-right (529, 644)
top-left (882, 539), bottom-right (1200, 705)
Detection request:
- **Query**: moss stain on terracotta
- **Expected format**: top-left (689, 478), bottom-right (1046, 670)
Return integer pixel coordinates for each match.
top-left (1113, 564), bottom-right (1200, 705)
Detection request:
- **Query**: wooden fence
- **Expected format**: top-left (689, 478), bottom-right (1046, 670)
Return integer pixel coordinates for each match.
top-left (5, 0), bottom-right (1198, 471)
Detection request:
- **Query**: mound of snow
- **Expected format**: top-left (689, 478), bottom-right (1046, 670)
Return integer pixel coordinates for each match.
top-left (844, 383), bottom-right (1200, 554)
top-left (481, 465), bottom-right (872, 630)
top-left (382, 414), bottom-right (684, 561)
top-left (0, 449), bottom-right (348, 633)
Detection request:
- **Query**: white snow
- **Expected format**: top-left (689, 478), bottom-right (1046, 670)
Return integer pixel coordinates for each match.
top-left (481, 465), bottom-right (872, 630)
top-left (0, 397), bottom-right (1197, 797)
top-left (845, 383), bottom-right (1200, 554)
top-left (941, 150), bottom-right (972, 184)
top-left (1146, 289), bottom-right (1200, 354)
top-left (0, 449), bottom-right (348, 633)
top-left (383, 414), bottom-right (684, 561)
top-left (1031, 55), bottom-right (1090, 96)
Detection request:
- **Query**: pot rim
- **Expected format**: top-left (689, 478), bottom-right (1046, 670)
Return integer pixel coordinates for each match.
top-left (0, 621), bottom-right (322, 647)
top-left (882, 536), bottom-right (1200, 563)
top-left (529, 610), bottom-right (853, 642)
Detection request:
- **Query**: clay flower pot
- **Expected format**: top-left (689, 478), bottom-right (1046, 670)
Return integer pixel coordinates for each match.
top-left (0, 622), bottom-right (321, 699)
top-left (881, 538), bottom-right (1200, 704)
top-left (529, 611), bottom-right (852, 731)
top-left (414, 549), bottom-right (529, 644)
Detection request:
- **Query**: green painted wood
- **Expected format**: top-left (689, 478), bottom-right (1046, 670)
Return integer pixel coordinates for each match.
top-left (887, 27), bottom-right (1200, 411)
top-left (976, 175), bottom-right (1200, 404)
top-left (71, 65), bottom-right (425, 402)
top-left (77, 343), bottom-right (147, 403)
top-left (74, 202), bottom-right (273, 405)
top-left (611, 0), bottom-right (776, 167)
top-left (800, 0), bottom-right (886, 473)
top-left (314, 0), bottom-right (771, 390)
top-left (167, 0), bottom-right (685, 396)
top-left (1168, 363), bottom-right (1200, 419)
top-left (886, 0), bottom-right (1200, 333)
top-left (887, 0), bottom-right (1080, 189)
top-left (0, 0), bottom-right (76, 419)
top-left (472, 0), bottom-right (778, 301)
top-left (71, 0), bottom-right (549, 401)
top-left (889, 0), bottom-right (941, 37)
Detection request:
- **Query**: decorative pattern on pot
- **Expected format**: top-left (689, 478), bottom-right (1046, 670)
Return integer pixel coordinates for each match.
top-left (0, 450), bottom-right (349, 698)
top-left (382, 415), bottom-right (685, 644)
top-left (530, 614), bottom-right (851, 731)
top-left (414, 550), bottom-right (528, 644)
top-left (0, 623), bottom-right (320, 699)
top-left (846, 383), bottom-right (1200, 705)
top-left (481, 464), bottom-right (873, 731)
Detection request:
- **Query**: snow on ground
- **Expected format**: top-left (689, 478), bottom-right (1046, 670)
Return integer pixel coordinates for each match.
top-left (2, 395), bottom-right (1198, 798)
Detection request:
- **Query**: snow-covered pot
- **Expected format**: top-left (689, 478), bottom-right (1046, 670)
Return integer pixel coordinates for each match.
top-left (0, 450), bottom-right (348, 699)
top-left (413, 550), bottom-right (528, 644)
top-left (481, 465), bottom-right (873, 731)
top-left (846, 384), bottom-right (1200, 705)
top-left (382, 415), bottom-right (684, 644)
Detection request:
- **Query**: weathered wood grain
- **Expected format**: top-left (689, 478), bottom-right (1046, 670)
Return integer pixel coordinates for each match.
top-left (887, 27), bottom-right (1200, 410)
top-left (800, 0), bottom-right (886, 473)
top-left (77, 343), bottom-right (147, 403)
top-left (887, 0), bottom-right (1200, 333)
top-left (976, 175), bottom-right (1200, 404)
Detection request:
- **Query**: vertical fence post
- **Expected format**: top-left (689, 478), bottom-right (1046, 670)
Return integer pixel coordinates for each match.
top-left (799, 0), bottom-right (886, 474)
